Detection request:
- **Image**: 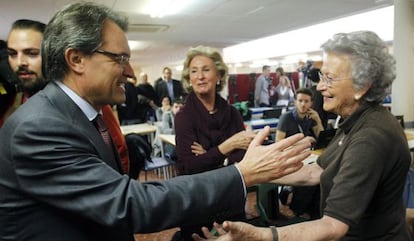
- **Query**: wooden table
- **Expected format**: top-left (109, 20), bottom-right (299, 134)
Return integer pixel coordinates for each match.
top-left (120, 123), bottom-right (157, 136)
top-left (120, 123), bottom-right (158, 147)
top-left (406, 130), bottom-right (414, 150)
top-left (159, 134), bottom-right (176, 146)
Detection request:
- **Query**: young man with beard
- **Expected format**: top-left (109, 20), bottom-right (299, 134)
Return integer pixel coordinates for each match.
top-left (276, 87), bottom-right (324, 220)
top-left (0, 19), bottom-right (46, 127)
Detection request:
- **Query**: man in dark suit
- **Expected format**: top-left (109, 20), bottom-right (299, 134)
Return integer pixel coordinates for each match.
top-left (154, 66), bottom-right (186, 106)
top-left (0, 3), bottom-right (312, 241)
top-left (116, 77), bottom-right (144, 125)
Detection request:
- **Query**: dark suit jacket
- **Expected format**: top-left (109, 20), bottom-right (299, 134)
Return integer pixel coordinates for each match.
top-left (117, 81), bottom-right (144, 124)
top-left (0, 82), bottom-right (245, 241)
top-left (154, 78), bottom-right (185, 106)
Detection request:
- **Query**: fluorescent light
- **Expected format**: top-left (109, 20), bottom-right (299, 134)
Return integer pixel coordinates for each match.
top-left (282, 53), bottom-right (308, 64)
top-left (307, 55), bottom-right (323, 61)
top-left (248, 59), bottom-right (272, 68)
top-left (144, 0), bottom-right (192, 18)
top-left (128, 40), bottom-right (149, 50)
top-left (223, 6), bottom-right (394, 63)
top-left (175, 65), bottom-right (183, 71)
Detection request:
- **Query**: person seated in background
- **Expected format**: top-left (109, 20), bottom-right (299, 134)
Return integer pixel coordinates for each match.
top-left (276, 87), bottom-right (324, 220)
top-left (194, 30), bottom-right (411, 241)
top-left (153, 95), bottom-right (173, 157)
top-left (159, 98), bottom-right (184, 161)
top-left (0, 3), bottom-right (314, 241)
top-left (174, 45), bottom-right (257, 241)
top-left (276, 88), bottom-right (324, 141)
top-left (155, 95), bottom-right (172, 121)
top-left (161, 98), bottom-right (184, 134)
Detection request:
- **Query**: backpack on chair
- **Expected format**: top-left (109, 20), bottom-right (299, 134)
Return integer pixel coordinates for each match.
top-left (125, 133), bottom-right (152, 179)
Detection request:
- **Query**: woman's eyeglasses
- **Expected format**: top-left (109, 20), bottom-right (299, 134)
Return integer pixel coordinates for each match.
top-left (318, 71), bottom-right (351, 87)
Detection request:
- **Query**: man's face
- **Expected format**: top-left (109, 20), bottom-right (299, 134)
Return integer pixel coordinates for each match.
top-left (7, 28), bottom-right (44, 94)
top-left (294, 93), bottom-right (312, 115)
top-left (163, 69), bottom-right (172, 81)
top-left (172, 102), bottom-right (183, 115)
top-left (264, 68), bottom-right (271, 77)
top-left (75, 20), bottom-right (135, 110)
top-left (139, 74), bottom-right (148, 84)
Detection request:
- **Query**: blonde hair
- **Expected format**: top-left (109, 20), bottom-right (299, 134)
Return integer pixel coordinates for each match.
top-left (181, 45), bottom-right (228, 93)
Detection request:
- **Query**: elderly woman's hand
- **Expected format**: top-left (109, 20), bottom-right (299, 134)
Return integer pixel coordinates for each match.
top-left (192, 221), bottom-right (273, 241)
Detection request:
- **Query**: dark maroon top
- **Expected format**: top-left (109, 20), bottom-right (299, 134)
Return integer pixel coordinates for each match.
top-left (175, 92), bottom-right (246, 174)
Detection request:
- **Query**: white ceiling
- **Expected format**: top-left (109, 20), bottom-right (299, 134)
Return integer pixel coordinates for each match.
top-left (0, 0), bottom-right (394, 69)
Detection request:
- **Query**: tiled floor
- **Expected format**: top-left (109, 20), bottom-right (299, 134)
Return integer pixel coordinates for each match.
top-left (133, 170), bottom-right (259, 241)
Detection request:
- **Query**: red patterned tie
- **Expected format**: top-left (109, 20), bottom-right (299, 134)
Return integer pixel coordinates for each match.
top-left (93, 114), bottom-right (114, 154)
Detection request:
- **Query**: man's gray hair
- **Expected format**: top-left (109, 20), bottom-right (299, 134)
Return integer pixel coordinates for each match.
top-left (42, 2), bottom-right (128, 81)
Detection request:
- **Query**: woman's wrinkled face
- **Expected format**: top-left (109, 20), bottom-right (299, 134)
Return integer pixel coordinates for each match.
top-left (317, 52), bottom-right (368, 117)
top-left (189, 55), bottom-right (220, 96)
top-left (317, 52), bottom-right (362, 117)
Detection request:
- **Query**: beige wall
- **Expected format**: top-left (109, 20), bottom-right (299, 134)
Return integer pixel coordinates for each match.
top-left (393, 0), bottom-right (414, 127)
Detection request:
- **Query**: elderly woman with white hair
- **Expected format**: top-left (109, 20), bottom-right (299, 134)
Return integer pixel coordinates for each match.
top-left (194, 31), bottom-right (412, 241)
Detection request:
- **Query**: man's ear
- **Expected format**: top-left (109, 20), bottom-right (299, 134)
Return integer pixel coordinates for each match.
top-left (64, 48), bottom-right (86, 74)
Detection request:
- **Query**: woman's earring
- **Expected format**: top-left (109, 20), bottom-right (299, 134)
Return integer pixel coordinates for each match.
top-left (354, 95), bottom-right (360, 100)
top-left (217, 80), bottom-right (220, 85)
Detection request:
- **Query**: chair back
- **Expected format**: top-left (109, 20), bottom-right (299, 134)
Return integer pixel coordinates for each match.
top-left (395, 115), bottom-right (405, 129)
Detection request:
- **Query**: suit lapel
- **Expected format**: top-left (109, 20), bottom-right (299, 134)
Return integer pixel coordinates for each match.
top-left (44, 82), bottom-right (122, 173)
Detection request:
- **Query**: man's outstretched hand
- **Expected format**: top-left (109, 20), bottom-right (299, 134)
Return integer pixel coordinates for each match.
top-left (236, 126), bottom-right (313, 187)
